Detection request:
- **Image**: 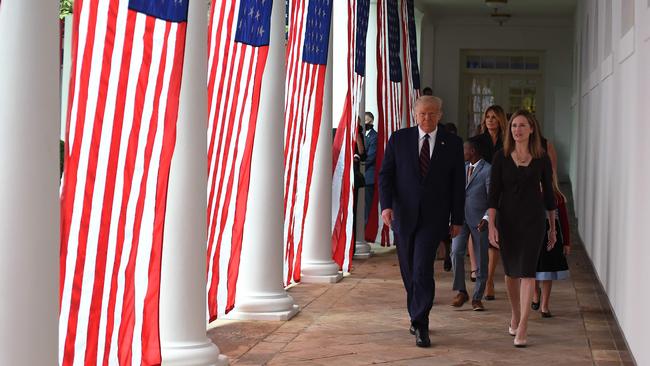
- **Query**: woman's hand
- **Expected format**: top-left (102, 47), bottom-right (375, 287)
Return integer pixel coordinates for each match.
top-left (546, 230), bottom-right (557, 251)
top-left (488, 225), bottom-right (500, 249)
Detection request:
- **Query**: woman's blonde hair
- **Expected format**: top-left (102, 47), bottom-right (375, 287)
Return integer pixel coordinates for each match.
top-left (503, 109), bottom-right (545, 159)
top-left (480, 105), bottom-right (507, 137)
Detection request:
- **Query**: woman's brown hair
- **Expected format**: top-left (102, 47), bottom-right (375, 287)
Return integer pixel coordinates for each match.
top-left (480, 105), bottom-right (507, 137)
top-left (503, 109), bottom-right (545, 159)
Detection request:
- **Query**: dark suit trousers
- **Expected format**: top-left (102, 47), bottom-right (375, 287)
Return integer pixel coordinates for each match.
top-left (395, 218), bottom-right (440, 331)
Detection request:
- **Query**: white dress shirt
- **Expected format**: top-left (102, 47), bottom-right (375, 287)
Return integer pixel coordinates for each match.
top-left (418, 125), bottom-right (437, 158)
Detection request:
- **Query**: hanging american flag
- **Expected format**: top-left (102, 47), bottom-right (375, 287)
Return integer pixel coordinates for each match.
top-left (206, 0), bottom-right (273, 321)
top-left (59, 0), bottom-right (189, 365)
top-left (283, 0), bottom-right (332, 285)
top-left (331, 0), bottom-right (370, 273)
top-left (401, 0), bottom-right (420, 127)
top-left (365, 0), bottom-right (402, 246)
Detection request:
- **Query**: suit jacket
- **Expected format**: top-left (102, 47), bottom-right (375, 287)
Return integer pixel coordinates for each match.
top-left (364, 128), bottom-right (378, 185)
top-left (463, 159), bottom-right (491, 228)
top-left (379, 126), bottom-right (465, 242)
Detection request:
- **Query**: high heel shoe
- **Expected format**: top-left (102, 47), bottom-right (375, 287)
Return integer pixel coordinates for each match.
top-left (508, 325), bottom-right (517, 336)
top-left (513, 337), bottom-right (527, 348)
top-left (531, 287), bottom-right (541, 310)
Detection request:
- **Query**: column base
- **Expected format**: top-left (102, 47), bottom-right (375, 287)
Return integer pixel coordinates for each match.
top-left (224, 292), bottom-right (300, 321)
top-left (353, 241), bottom-right (374, 259)
top-left (301, 260), bottom-right (343, 283)
top-left (162, 340), bottom-right (229, 366)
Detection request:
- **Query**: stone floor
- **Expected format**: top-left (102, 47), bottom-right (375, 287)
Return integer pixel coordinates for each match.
top-left (208, 192), bottom-right (636, 365)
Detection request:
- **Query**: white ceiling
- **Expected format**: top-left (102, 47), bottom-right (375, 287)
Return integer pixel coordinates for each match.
top-left (416, 0), bottom-right (577, 19)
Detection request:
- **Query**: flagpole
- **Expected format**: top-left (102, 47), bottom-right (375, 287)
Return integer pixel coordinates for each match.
top-left (159, 0), bottom-right (228, 364)
top-left (0, 1), bottom-right (60, 364)
top-left (301, 7), bottom-right (343, 284)
top-left (225, 0), bottom-right (299, 321)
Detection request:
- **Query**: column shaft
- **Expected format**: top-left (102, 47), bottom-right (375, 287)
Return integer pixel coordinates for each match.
top-left (301, 17), bottom-right (343, 284)
top-left (159, 0), bottom-right (227, 364)
top-left (0, 1), bottom-right (60, 365)
top-left (225, 0), bottom-right (299, 321)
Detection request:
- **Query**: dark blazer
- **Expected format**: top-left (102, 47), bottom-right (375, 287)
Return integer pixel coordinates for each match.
top-left (379, 126), bottom-right (465, 241)
top-left (364, 128), bottom-right (378, 185)
top-left (476, 131), bottom-right (503, 164)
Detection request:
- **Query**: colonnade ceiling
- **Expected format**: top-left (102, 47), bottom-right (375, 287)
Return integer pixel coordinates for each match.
top-left (415, 0), bottom-right (576, 19)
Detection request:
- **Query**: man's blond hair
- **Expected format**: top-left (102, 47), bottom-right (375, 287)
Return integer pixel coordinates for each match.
top-left (414, 95), bottom-right (443, 111)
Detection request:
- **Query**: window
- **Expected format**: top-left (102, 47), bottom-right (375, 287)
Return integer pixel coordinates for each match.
top-left (464, 55), bottom-right (540, 71)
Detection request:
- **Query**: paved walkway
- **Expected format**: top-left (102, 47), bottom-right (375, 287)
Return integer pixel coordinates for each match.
top-left (208, 194), bottom-right (635, 365)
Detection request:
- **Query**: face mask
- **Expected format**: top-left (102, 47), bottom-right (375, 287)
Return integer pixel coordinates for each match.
top-left (365, 123), bottom-right (373, 130)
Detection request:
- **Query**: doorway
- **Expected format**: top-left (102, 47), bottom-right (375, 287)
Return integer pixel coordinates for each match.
top-left (459, 50), bottom-right (544, 138)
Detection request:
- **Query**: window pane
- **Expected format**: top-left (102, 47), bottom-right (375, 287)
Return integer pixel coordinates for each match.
top-left (467, 56), bottom-right (480, 69)
top-left (510, 56), bottom-right (524, 69)
top-left (480, 56), bottom-right (496, 69)
top-left (524, 56), bottom-right (539, 70)
top-left (496, 56), bottom-right (509, 69)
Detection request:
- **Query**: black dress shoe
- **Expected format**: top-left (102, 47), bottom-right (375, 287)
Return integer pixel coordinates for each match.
top-left (414, 328), bottom-right (431, 348)
top-left (541, 311), bottom-right (553, 318)
top-left (409, 325), bottom-right (416, 335)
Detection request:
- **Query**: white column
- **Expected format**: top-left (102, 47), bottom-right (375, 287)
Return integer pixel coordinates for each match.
top-left (159, 1), bottom-right (228, 365)
top-left (301, 19), bottom-right (343, 284)
top-left (355, 89), bottom-right (373, 259)
top-left (365, 0), bottom-right (379, 119)
top-left (0, 1), bottom-right (60, 365)
top-left (225, 0), bottom-right (299, 321)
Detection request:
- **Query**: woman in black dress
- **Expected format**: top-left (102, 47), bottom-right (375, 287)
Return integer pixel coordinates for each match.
top-left (476, 105), bottom-right (506, 300)
top-left (488, 110), bottom-right (557, 347)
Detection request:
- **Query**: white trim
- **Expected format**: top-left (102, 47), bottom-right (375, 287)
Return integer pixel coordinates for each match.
top-left (617, 27), bottom-right (635, 63)
top-left (601, 53), bottom-right (614, 81)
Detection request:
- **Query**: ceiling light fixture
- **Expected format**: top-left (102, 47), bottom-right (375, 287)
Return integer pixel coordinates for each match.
top-left (490, 11), bottom-right (512, 26)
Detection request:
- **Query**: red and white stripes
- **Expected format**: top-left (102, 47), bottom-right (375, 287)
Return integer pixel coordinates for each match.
top-left (332, 0), bottom-right (366, 273)
top-left (206, 0), bottom-right (270, 321)
top-left (401, 0), bottom-right (420, 128)
top-left (59, 1), bottom-right (187, 365)
top-left (365, 0), bottom-right (402, 246)
top-left (283, 0), bottom-right (329, 286)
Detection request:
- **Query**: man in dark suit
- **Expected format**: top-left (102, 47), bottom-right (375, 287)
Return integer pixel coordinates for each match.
top-left (379, 96), bottom-right (465, 347)
top-left (364, 111), bottom-right (378, 223)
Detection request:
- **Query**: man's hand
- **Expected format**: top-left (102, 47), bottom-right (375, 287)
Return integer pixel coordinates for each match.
top-left (449, 225), bottom-right (462, 238)
top-left (563, 245), bottom-right (571, 256)
top-left (381, 209), bottom-right (393, 228)
top-left (477, 219), bottom-right (488, 232)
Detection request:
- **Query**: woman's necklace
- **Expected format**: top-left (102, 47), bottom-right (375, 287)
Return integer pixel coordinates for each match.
top-left (513, 150), bottom-right (531, 165)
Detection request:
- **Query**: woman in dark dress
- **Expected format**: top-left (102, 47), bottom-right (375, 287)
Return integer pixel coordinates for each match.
top-left (488, 110), bottom-right (557, 347)
top-left (476, 105), bottom-right (506, 300)
top-left (534, 175), bottom-right (571, 317)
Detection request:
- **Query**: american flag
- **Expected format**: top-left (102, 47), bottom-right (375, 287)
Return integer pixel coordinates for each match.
top-left (59, 0), bottom-right (189, 365)
top-left (365, 0), bottom-right (402, 246)
top-left (331, 0), bottom-right (370, 273)
top-left (401, 0), bottom-right (420, 127)
top-left (283, 0), bottom-right (332, 285)
top-left (206, 0), bottom-right (273, 321)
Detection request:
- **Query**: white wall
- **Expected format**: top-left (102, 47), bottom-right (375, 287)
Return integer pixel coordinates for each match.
top-left (572, 1), bottom-right (650, 365)
top-left (428, 17), bottom-right (574, 178)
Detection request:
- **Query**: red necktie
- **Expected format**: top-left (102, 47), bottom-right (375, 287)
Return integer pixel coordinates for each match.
top-left (419, 134), bottom-right (430, 178)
